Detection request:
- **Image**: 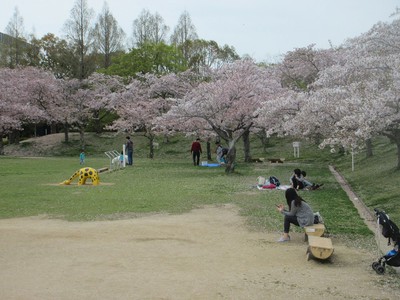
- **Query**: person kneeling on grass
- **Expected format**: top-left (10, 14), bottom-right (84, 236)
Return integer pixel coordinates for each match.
top-left (276, 188), bottom-right (314, 242)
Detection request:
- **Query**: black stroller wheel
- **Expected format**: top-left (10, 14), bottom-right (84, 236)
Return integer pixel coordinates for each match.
top-left (371, 262), bottom-right (380, 270)
top-left (375, 265), bottom-right (385, 275)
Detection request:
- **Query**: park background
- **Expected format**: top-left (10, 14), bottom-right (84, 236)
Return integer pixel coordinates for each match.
top-left (1, 1), bottom-right (400, 295)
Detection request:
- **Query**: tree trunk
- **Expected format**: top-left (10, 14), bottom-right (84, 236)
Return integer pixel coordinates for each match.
top-left (9, 130), bottom-right (20, 144)
top-left (79, 128), bottom-right (85, 150)
top-left (365, 138), bottom-right (373, 158)
top-left (206, 138), bottom-right (212, 160)
top-left (50, 122), bottom-right (57, 134)
top-left (242, 129), bottom-right (251, 162)
top-left (256, 130), bottom-right (269, 153)
top-left (0, 133), bottom-right (4, 155)
top-left (224, 146), bottom-right (236, 174)
top-left (397, 142), bottom-right (400, 170)
top-left (384, 131), bottom-right (400, 170)
top-left (338, 145), bottom-right (345, 155)
top-left (163, 134), bottom-right (170, 144)
top-left (92, 110), bottom-right (103, 134)
top-left (149, 137), bottom-right (154, 159)
top-left (63, 122), bottom-right (69, 143)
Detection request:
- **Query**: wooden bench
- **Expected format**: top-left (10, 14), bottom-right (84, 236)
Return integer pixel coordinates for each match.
top-left (304, 223), bottom-right (326, 241)
top-left (307, 235), bottom-right (334, 261)
top-left (268, 158), bottom-right (285, 163)
top-left (251, 158), bottom-right (265, 163)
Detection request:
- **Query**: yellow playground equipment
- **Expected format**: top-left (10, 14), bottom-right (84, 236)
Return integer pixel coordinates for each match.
top-left (60, 167), bottom-right (100, 186)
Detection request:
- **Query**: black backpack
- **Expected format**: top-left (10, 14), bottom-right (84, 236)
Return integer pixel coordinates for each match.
top-left (269, 176), bottom-right (280, 186)
top-left (375, 209), bottom-right (400, 245)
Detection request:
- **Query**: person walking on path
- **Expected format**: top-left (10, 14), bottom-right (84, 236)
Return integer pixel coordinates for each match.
top-left (126, 136), bottom-right (134, 165)
top-left (191, 138), bottom-right (202, 166)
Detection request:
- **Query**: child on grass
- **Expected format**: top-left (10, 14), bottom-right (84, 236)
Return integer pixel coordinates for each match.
top-left (79, 150), bottom-right (85, 165)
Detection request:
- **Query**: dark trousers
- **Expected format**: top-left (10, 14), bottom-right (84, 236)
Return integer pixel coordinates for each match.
top-left (127, 150), bottom-right (133, 165)
top-left (291, 177), bottom-right (304, 190)
top-left (284, 215), bottom-right (299, 233)
top-left (192, 151), bottom-right (200, 166)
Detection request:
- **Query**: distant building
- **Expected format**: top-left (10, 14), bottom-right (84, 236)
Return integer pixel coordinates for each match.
top-left (0, 31), bottom-right (32, 67)
top-left (0, 32), bottom-right (14, 45)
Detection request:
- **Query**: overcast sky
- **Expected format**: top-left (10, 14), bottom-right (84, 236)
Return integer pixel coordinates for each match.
top-left (1, 0), bottom-right (398, 62)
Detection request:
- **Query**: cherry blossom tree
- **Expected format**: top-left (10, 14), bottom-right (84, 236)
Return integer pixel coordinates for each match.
top-left (86, 73), bottom-right (125, 133)
top-left (163, 59), bottom-right (281, 173)
top-left (58, 78), bottom-right (81, 143)
top-left (0, 68), bottom-right (27, 153)
top-left (283, 14), bottom-right (400, 169)
top-left (255, 46), bottom-right (340, 154)
top-left (109, 71), bottom-right (196, 158)
top-left (59, 73), bottom-right (124, 148)
top-left (23, 67), bottom-right (64, 130)
top-left (279, 45), bottom-right (338, 91)
top-left (0, 67), bottom-right (62, 152)
top-left (333, 18), bottom-right (400, 168)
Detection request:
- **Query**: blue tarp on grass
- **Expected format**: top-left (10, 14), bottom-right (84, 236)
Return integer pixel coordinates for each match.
top-left (200, 163), bottom-right (220, 167)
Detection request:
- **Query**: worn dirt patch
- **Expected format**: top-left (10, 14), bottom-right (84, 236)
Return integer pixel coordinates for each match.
top-left (0, 204), bottom-right (398, 300)
top-left (44, 182), bottom-right (115, 186)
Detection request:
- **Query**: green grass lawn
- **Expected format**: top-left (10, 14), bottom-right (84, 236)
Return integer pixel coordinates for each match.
top-left (1, 132), bottom-right (399, 249)
top-left (0, 156), bottom-right (370, 242)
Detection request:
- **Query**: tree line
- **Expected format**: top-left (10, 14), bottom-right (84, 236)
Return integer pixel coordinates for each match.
top-left (1, 1), bottom-right (400, 173)
top-left (0, 0), bottom-right (239, 79)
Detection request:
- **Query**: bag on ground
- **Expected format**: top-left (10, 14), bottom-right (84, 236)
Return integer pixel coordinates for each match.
top-left (269, 176), bottom-right (280, 187)
top-left (314, 212), bottom-right (324, 224)
top-left (257, 176), bottom-right (266, 186)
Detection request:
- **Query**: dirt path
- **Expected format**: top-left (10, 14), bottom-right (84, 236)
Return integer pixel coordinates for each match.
top-left (0, 203), bottom-right (399, 300)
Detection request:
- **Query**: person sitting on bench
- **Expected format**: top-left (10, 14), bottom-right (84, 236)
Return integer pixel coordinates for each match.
top-left (276, 188), bottom-right (315, 242)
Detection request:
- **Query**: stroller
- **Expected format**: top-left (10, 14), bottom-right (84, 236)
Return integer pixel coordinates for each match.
top-left (371, 208), bottom-right (400, 274)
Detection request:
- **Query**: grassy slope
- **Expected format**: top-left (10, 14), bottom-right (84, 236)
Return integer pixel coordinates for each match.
top-left (333, 138), bottom-right (399, 219)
